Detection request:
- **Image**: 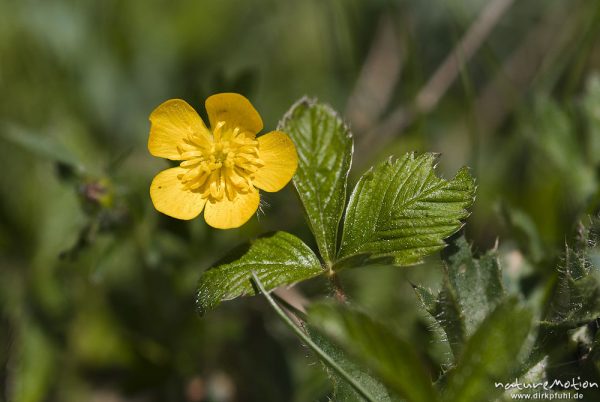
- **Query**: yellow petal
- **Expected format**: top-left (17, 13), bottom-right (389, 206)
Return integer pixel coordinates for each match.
top-left (148, 99), bottom-right (211, 160)
top-left (204, 188), bottom-right (260, 229)
top-left (205, 93), bottom-right (263, 135)
top-left (150, 167), bottom-right (206, 220)
top-left (253, 131), bottom-right (298, 192)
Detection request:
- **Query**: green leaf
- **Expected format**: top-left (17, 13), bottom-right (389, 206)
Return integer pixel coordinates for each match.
top-left (414, 281), bottom-right (466, 358)
top-left (412, 283), bottom-right (436, 311)
top-left (497, 356), bottom-right (549, 400)
top-left (544, 221), bottom-right (600, 327)
top-left (308, 302), bottom-right (439, 402)
top-left (338, 153), bottom-right (475, 268)
top-left (443, 237), bottom-right (505, 335)
top-left (444, 298), bottom-right (532, 402)
top-left (308, 328), bottom-right (392, 402)
top-left (544, 268), bottom-right (600, 327)
top-left (279, 98), bottom-right (353, 265)
top-left (414, 237), bottom-right (505, 357)
top-left (196, 232), bottom-right (323, 315)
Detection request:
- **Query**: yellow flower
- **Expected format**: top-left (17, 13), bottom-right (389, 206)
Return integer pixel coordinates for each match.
top-left (148, 93), bottom-right (298, 229)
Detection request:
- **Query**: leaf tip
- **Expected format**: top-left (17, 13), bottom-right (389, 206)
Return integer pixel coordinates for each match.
top-left (277, 96), bottom-right (317, 130)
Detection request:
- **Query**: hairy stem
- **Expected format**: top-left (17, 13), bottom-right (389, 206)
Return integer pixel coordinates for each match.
top-left (250, 272), bottom-right (377, 402)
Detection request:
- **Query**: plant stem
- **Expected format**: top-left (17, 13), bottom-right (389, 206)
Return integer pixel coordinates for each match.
top-left (328, 273), bottom-right (348, 303)
top-left (250, 272), bottom-right (377, 402)
top-left (272, 292), bottom-right (308, 321)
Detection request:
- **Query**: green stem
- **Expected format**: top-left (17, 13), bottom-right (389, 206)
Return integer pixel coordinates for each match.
top-left (250, 272), bottom-right (377, 402)
top-left (272, 292), bottom-right (308, 321)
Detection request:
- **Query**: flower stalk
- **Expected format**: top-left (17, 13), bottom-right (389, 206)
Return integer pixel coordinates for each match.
top-left (250, 272), bottom-right (377, 402)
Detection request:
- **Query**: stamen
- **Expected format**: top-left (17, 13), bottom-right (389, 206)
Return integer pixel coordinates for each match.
top-left (181, 150), bottom-right (204, 159)
top-left (213, 121), bottom-right (226, 142)
top-left (177, 123), bottom-right (263, 202)
top-left (180, 158), bottom-right (202, 167)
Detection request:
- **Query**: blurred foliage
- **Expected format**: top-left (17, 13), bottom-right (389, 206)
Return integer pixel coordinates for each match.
top-left (1, 0), bottom-right (600, 401)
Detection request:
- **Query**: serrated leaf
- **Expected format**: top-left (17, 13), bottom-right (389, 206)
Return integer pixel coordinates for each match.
top-left (443, 237), bottom-right (505, 335)
top-left (444, 298), bottom-right (532, 402)
top-left (196, 232), bottom-right (323, 315)
top-left (307, 327), bottom-right (392, 402)
top-left (544, 222), bottom-right (600, 327)
top-left (545, 269), bottom-right (600, 326)
top-left (338, 153), bottom-right (475, 268)
top-left (308, 302), bottom-right (439, 402)
top-left (415, 281), bottom-right (466, 358)
top-left (279, 98), bottom-right (353, 264)
top-left (414, 237), bottom-right (505, 357)
top-left (413, 284), bottom-right (436, 311)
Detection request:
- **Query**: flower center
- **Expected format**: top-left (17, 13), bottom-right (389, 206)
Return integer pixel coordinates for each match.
top-left (177, 121), bottom-right (264, 201)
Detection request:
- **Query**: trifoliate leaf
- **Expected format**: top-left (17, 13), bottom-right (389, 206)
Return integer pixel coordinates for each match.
top-left (196, 232), bottom-right (323, 315)
top-left (444, 298), bottom-right (532, 402)
top-left (308, 302), bottom-right (439, 402)
top-left (338, 153), bottom-right (475, 268)
top-left (279, 98), bottom-right (353, 265)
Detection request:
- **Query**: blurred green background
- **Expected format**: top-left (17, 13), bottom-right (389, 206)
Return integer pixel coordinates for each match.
top-left (1, 0), bottom-right (600, 401)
